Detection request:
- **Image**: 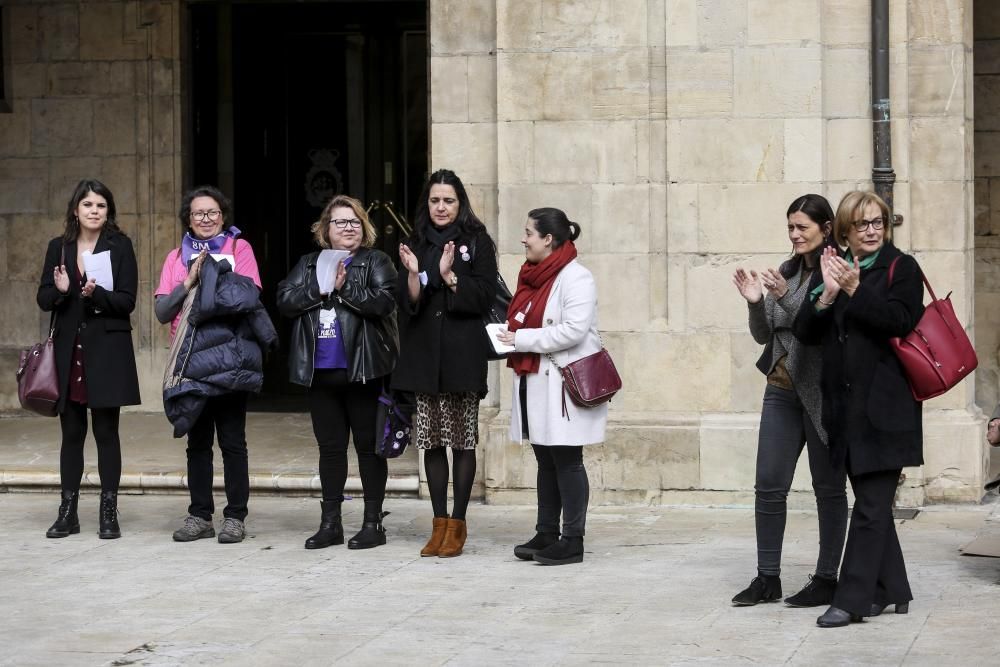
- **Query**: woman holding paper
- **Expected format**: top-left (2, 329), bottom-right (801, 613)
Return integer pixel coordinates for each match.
top-left (155, 185), bottom-right (262, 544)
top-left (494, 208), bottom-right (604, 566)
top-left (393, 169), bottom-right (497, 558)
top-left (37, 178), bottom-right (141, 539)
top-left (277, 194), bottom-right (398, 550)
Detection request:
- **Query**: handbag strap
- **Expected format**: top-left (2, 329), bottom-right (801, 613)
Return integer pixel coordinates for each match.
top-left (47, 245), bottom-right (67, 338)
top-left (545, 331), bottom-right (605, 373)
top-left (888, 256), bottom-right (935, 301)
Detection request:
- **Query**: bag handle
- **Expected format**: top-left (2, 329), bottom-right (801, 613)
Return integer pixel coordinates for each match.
top-left (47, 245), bottom-right (66, 339)
top-left (887, 256), bottom-right (936, 301)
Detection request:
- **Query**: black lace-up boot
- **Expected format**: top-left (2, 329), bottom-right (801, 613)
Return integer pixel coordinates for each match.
top-left (98, 491), bottom-right (121, 539)
top-left (46, 490), bottom-right (80, 538)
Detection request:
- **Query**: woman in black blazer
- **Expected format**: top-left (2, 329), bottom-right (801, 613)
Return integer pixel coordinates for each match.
top-left (36, 179), bottom-right (141, 540)
top-left (393, 169), bottom-right (497, 558)
top-left (794, 191), bottom-right (924, 628)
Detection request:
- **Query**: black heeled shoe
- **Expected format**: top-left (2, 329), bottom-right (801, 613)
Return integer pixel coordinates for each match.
top-left (869, 601), bottom-right (909, 616)
top-left (816, 606), bottom-right (863, 628)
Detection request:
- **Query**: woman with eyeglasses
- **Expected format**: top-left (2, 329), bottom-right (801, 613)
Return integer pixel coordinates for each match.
top-left (392, 169), bottom-right (498, 558)
top-left (794, 191), bottom-right (924, 628)
top-left (277, 195), bottom-right (398, 550)
top-left (155, 185), bottom-right (262, 545)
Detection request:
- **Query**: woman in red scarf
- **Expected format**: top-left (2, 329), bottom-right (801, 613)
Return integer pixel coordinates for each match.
top-left (495, 208), bottom-right (607, 565)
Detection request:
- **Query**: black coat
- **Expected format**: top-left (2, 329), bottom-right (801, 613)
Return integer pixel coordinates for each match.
top-left (793, 243), bottom-right (925, 476)
top-left (36, 231), bottom-right (141, 413)
top-left (276, 247), bottom-right (399, 386)
top-left (391, 229), bottom-right (496, 397)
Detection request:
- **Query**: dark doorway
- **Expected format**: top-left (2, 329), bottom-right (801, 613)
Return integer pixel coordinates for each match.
top-left (187, 1), bottom-right (428, 409)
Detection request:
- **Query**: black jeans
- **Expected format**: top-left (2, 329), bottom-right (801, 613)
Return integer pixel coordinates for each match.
top-left (754, 385), bottom-right (847, 578)
top-left (309, 369), bottom-right (386, 505)
top-left (59, 401), bottom-right (122, 494)
top-left (833, 468), bottom-right (912, 616)
top-left (186, 392), bottom-right (249, 521)
top-left (522, 375), bottom-right (590, 537)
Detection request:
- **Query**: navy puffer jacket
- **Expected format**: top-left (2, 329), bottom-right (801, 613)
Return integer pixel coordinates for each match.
top-left (163, 256), bottom-right (278, 437)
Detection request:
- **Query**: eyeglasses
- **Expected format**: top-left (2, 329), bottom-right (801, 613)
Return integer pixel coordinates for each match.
top-left (852, 217), bottom-right (884, 232)
top-left (331, 218), bottom-right (362, 229)
top-left (191, 210), bottom-right (222, 222)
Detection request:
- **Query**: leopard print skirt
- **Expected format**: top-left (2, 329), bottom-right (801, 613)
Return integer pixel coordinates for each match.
top-left (414, 392), bottom-right (479, 450)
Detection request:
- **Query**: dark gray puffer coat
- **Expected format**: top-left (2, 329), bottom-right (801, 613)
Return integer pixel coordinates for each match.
top-left (163, 256), bottom-right (278, 437)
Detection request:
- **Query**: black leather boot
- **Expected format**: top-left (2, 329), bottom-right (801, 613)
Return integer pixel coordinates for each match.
top-left (46, 490), bottom-right (80, 538)
top-left (98, 491), bottom-right (121, 539)
top-left (732, 574), bottom-right (782, 606)
top-left (514, 532), bottom-right (559, 560)
top-left (348, 501), bottom-right (388, 550)
top-left (305, 500), bottom-right (343, 549)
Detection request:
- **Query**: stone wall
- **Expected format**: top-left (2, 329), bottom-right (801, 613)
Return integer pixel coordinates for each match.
top-left (0, 0), bottom-right (184, 410)
top-left (427, 0), bottom-right (987, 504)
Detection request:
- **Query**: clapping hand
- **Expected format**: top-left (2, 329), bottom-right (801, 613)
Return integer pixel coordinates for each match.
top-left (760, 268), bottom-right (788, 299)
top-left (732, 268), bottom-right (763, 304)
top-left (54, 264), bottom-right (70, 294)
top-left (80, 278), bottom-right (97, 298)
top-left (439, 241), bottom-right (455, 277)
top-left (184, 250), bottom-right (208, 291)
top-left (334, 260), bottom-right (347, 292)
top-left (398, 244), bottom-right (419, 274)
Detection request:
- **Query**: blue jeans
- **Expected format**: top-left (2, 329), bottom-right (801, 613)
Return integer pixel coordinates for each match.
top-left (755, 385), bottom-right (847, 578)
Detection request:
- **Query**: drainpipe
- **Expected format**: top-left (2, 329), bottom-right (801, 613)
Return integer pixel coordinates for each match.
top-left (871, 0), bottom-right (896, 216)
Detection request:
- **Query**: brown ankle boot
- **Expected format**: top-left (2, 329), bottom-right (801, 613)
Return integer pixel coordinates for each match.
top-left (437, 518), bottom-right (467, 558)
top-left (420, 516), bottom-right (449, 557)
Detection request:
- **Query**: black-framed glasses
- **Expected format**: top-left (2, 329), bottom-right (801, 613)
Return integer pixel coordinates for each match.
top-left (191, 210), bottom-right (222, 222)
top-left (331, 218), bottom-right (362, 229)
top-left (852, 217), bottom-right (884, 232)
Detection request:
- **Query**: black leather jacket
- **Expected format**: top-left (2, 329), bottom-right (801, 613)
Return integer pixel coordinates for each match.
top-left (276, 247), bottom-right (399, 386)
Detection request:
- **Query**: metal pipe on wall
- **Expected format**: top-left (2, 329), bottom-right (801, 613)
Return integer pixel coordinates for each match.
top-left (871, 0), bottom-right (896, 216)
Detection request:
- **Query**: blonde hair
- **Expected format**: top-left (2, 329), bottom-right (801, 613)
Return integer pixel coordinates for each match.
top-left (834, 191), bottom-right (892, 247)
top-left (311, 194), bottom-right (377, 249)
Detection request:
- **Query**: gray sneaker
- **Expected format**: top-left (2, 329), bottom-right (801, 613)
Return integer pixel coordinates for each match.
top-left (218, 517), bottom-right (246, 544)
top-left (173, 515), bottom-right (215, 542)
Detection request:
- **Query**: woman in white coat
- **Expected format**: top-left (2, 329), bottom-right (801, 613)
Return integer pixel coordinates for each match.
top-left (496, 207), bottom-right (606, 566)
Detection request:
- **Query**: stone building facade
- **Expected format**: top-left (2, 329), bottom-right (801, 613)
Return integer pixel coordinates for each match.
top-left (0, 0), bottom-right (991, 504)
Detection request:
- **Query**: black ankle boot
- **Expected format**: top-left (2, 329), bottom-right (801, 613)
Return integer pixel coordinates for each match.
top-left (46, 490), bottom-right (80, 538)
top-left (784, 574), bottom-right (837, 607)
top-left (532, 536), bottom-right (584, 565)
top-left (348, 501), bottom-right (388, 550)
top-left (732, 574), bottom-right (782, 606)
top-left (98, 491), bottom-right (121, 539)
top-left (514, 532), bottom-right (560, 560)
top-left (305, 500), bottom-right (344, 549)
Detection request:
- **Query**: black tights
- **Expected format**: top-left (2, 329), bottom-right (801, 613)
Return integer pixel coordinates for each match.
top-left (59, 401), bottom-right (122, 494)
top-left (424, 448), bottom-right (476, 521)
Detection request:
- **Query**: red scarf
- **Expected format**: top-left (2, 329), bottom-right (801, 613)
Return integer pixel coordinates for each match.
top-left (506, 241), bottom-right (578, 375)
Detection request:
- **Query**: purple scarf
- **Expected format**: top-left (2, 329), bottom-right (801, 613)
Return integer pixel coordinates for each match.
top-left (181, 226), bottom-right (241, 265)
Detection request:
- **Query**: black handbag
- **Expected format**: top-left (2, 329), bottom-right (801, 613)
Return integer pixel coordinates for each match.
top-left (375, 388), bottom-right (415, 459)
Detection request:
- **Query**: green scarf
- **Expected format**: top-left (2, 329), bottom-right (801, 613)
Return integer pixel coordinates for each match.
top-left (809, 248), bottom-right (882, 302)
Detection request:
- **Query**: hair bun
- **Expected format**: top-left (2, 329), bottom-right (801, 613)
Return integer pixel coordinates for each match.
top-left (568, 221), bottom-right (581, 241)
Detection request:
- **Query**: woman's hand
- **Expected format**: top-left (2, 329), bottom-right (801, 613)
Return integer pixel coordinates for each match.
top-left (183, 250), bottom-right (207, 291)
top-left (732, 268), bottom-right (763, 304)
top-left (818, 247), bottom-right (841, 303)
top-left (439, 241), bottom-right (455, 278)
top-left (334, 259), bottom-right (347, 292)
top-left (80, 278), bottom-right (97, 298)
top-left (54, 264), bottom-right (70, 294)
top-left (830, 255), bottom-right (861, 296)
top-left (761, 268), bottom-right (788, 299)
top-left (399, 244), bottom-right (419, 274)
top-left (496, 325), bottom-right (516, 346)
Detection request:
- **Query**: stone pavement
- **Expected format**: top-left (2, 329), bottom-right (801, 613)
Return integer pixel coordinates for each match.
top-left (0, 413), bottom-right (419, 494)
top-left (2, 492), bottom-right (999, 666)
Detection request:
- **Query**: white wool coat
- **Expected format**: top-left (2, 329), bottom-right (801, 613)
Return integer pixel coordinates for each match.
top-left (508, 260), bottom-right (608, 446)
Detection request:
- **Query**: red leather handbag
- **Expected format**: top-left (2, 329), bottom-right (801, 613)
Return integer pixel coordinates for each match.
top-left (888, 257), bottom-right (977, 401)
top-left (547, 347), bottom-right (622, 417)
top-left (16, 325), bottom-right (60, 417)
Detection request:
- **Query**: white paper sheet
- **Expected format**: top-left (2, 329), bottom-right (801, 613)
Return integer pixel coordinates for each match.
top-left (316, 249), bottom-right (351, 294)
top-left (81, 250), bottom-right (114, 291)
top-left (210, 253), bottom-right (235, 269)
top-left (485, 322), bottom-right (515, 355)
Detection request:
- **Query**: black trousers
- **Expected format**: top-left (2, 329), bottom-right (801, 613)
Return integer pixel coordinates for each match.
top-left (59, 401), bottom-right (122, 494)
top-left (832, 468), bottom-right (913, 616)
top-left (309, 369), bottom-right (386, 506)
top-left (186, 392), bottom-right (249, 521)
top-left (522, 376), bottom-right (589, 537)
top-left (754, 385), bottom-right (847, 578)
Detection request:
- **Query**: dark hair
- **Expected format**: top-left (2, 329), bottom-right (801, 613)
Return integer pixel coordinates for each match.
top-left (527, 207), bottom-right (581, 248)
top-left (780, 193), bottom-right (837, 279)
top-left (410, 169), bottom-right (488, 246)
top-left (178, 185), bottom-right (233, 232)
top-left (63, 179), bottom-right (121, 242)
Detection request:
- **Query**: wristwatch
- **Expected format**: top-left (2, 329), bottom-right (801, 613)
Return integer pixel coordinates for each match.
top-left (447, 273), bottom-right (458, 287)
